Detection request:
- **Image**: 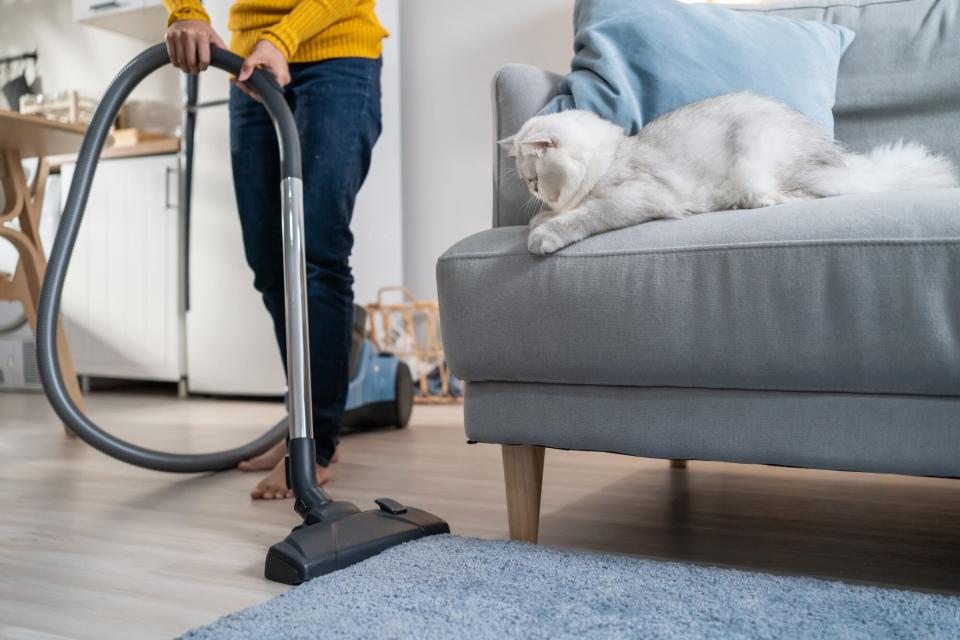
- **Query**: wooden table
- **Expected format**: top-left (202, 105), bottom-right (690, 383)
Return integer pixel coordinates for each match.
top-left (0, 111), bottom-right (86, 420)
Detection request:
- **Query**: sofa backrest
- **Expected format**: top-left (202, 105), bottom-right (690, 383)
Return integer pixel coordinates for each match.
top-left (733, 0), bottom-right (960, 161)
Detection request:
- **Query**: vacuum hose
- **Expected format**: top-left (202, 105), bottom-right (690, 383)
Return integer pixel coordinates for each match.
top-left (37, 44), bottom-right (302, 473)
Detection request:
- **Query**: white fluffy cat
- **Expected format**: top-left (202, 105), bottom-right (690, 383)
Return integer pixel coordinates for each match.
top-left (503, 92), bottom-right (959, 255)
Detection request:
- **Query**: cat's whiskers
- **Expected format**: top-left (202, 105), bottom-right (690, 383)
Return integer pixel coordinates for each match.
top-left (520, 194), bottom-right (542, 215)
top-left (500, 167), bottom-right (521, 184)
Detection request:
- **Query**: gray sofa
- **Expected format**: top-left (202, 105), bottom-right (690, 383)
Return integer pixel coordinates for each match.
top-left (436, 0), bottom-right (960, 543)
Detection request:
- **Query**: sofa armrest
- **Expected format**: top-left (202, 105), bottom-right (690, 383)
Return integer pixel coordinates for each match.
top-left (492, 64), bottom-right (563, 228)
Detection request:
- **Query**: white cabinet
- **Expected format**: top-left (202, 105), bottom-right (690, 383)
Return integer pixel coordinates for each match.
top-left (59, 154), bottom-right (184, 382)
top-left (73, 0), bottom-right (167, 41)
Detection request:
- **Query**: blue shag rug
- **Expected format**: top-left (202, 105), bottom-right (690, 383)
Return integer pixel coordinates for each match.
top-left (182, 535), bottom-right (960, 639)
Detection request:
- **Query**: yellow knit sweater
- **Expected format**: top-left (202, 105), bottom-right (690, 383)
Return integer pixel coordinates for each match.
top-left (163, 0), bottom-right (387, 62)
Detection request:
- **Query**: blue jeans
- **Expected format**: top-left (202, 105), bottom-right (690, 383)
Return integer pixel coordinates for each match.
top-left (229, 57), bottom-right (382, 466)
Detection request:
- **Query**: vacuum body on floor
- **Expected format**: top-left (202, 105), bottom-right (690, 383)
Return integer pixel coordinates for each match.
top-left (35, 43), bottom-right (447, 585)
top-left (343, 305), bottom-right (414, 430)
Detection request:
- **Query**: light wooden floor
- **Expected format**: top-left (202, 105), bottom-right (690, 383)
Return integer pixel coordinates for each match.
top-left (2, 389), bottom-right (960, 639)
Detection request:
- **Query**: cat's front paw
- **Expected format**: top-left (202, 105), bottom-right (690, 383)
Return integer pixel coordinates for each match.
top-left (527, 225), bottom-right (569, 255)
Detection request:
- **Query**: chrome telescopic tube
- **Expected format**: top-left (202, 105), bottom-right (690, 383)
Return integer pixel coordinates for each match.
top-left (36, 45), bottom-right (323, 485)
top-left (280, 177), bottom-right (312, 441)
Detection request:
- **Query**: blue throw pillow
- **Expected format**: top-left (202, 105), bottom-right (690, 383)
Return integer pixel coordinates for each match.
top-left (540, 0), bottom-right (855, 136)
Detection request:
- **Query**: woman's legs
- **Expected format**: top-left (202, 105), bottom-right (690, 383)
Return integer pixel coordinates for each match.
top-left (288, 57), bottom-right (383, 464)
top-left (229, 57), bottom-right (382, 496)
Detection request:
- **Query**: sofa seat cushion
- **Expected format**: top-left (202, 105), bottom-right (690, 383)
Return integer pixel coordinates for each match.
top-left (437, 189), bottom-right (960, 397)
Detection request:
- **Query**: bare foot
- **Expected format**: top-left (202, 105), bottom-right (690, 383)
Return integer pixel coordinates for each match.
top-left (238, 441), bottom-right (286, 472)
top-left (239, 443), bottom-right (339, 472)
top-left (251, 458), bottom-right (331, 500)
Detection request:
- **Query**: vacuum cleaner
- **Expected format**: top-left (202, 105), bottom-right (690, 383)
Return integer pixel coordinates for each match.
top-left (35, 44), bottom-right (448, 585)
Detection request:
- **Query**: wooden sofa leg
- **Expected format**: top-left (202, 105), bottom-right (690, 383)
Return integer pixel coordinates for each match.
top-left (670, 459), bottom-right (688, 469)
top-left (501, 444), bottom-right (545, 543)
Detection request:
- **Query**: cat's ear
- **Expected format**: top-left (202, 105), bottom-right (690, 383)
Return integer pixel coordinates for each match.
top-left (498, 135), bottom-right (517, 157)
top-left (520, 136), bottom-right (558, 156)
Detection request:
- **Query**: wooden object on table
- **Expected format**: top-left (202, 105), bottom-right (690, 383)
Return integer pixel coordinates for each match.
top-left (364, 285), bottom-right (460, 403)
top-left (19, 90), bottom-right (100, 126)
top-left (109, 128), bottom-right (167, 148)
top-left (0, 111), bottom-right (87, 425)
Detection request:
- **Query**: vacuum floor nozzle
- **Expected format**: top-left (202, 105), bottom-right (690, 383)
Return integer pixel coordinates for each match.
top-left (265, 499), bottom-right (450, 585)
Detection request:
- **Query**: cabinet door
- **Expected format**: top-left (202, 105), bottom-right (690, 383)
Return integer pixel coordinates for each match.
top-left (60, 155), bottom-right (183, 382)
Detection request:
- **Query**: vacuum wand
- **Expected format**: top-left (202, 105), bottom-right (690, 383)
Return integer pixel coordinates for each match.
top-left (279, 170), bottom-right (335, 512)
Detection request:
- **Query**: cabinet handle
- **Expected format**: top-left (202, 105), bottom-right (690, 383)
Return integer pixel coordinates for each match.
top-left (89, 1), bottom-right (121, 11)
top-left (164, 166), bottom-right (177, 209)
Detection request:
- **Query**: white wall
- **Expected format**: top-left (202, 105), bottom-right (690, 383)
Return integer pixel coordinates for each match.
top-left (0, 0), bottom-right (180, 131)
top-left (398, 1), bottom-right (573, 299)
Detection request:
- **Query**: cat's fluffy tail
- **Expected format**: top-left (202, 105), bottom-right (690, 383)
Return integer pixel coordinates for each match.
top-left (809, 141), bottom-right (958, 197)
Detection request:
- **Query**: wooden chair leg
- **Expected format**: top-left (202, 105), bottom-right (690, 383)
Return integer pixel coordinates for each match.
top-left (1, 235), bottom-right (86, 437)
top-left (501, 444), bottom-right (545, 543)
top-left (670, 459), bottom-right (688, 469)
